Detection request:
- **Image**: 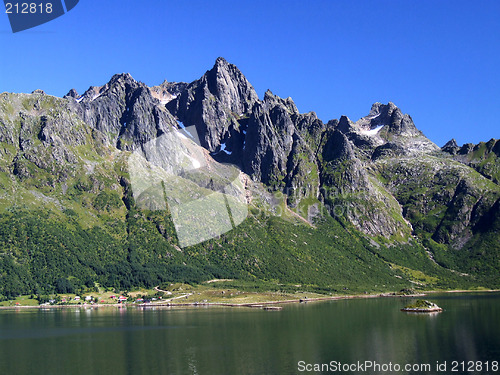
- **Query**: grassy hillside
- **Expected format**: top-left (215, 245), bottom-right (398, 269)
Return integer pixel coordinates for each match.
top-left (0, 200), bottom-right (491, 300)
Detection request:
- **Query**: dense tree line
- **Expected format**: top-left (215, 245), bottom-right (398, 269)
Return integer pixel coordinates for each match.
top-left (0, 205), bottom-right (495, 300)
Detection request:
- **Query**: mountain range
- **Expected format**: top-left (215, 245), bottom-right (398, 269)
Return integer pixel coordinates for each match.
top-left (0, 57), bottom-right (498, 298)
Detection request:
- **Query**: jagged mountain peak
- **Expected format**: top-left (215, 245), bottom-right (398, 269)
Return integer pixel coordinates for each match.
top-left (109, 72), bottom-right (135, 84)
top-left (356, 102), bottom-right (409, 132)
top-left (368, 101), bottom-right (397, 117)
top-left (166, 57), bottom-right (260, 152)
top-left (262, 90), bottom-right (298, 114)
top-left (443, 138), bottom-right (458, 148)
top-left (213, 56), bottom-right (230, 68)
top-left (209, 57), bottom-right (252, 88)
top-left (334, 102), bottom-right (438, 156)
top-left (362, 102), bottom-right (436, 142)
top-left (64, 88), bottom-right (79, 99)
top-left (442, 138), bottom-right (460, 154)
top-left (204, 57), bottom-right (259, 111)
top-left (263, 89), bottom-right (274, 100)
top-left (76, 73), bottom-right (143, 104)
top-left (64, 71), bottom-right (177, 149)
top-left (337, 115), bottom-right (354, 133)
top-left (103, 72), bottom-right (143, 93)
top-left (337, 102), bottom-right (401, 135)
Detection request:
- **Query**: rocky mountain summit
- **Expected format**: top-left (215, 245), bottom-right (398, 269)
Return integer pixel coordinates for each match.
top-left (10, 57), bottom-right (500, 245)
top-left (0, 57), bottom-right (498, 297)
top-left (167, 57), bottom-right (258, 153)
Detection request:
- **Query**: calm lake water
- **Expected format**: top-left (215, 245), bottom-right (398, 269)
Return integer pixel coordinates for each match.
top-left (0, 292), bottom-right (498, 375)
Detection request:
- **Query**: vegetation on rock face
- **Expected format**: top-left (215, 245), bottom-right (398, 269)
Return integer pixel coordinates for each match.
top-left (0, 58), bottom-right (498, 300)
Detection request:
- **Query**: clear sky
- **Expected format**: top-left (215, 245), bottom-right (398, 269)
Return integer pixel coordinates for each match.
top-left (1, 0), bottom-right (499, 147)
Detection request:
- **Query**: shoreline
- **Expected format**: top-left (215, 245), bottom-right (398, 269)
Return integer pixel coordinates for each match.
top-left (1, 289), bottom-right (498, 311)
top-left (0, 293), bottom-right (400, 310)
top-left (424, 289), bottom-right (500, 294)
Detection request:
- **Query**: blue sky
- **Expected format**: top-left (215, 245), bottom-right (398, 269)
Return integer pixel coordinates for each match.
top-left (1, 0), bottom-right (499, 146)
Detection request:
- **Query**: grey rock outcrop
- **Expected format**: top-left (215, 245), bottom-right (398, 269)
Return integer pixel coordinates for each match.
top-left (372, 142), bottom-right (406, 160)
top-left (442, 138), bottom-right (459, 154)
top-left (336, 102), bottom-right (438, 158)
top-left (0, 93), bottom-right (97, 184)
top-left (242, 91), bottom-right (321, 205)
top-left (64, 88), bottom-right (79, 99)
top-left (432, 178), bottom-right (499, 248)
top-left (167, 57), bottom-right (259, 153)
top-left (319, 129), bottom-right (412, 238)
top-left (448, 138), bottom-right (500, 185)
top-left (74, 73), bottom-right (178, 149)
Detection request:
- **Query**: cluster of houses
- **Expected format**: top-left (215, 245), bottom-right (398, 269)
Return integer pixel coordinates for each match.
top-left (109, 295), bottom-right (128, 303)
top-left (52, 295), bottom-right (129, 304)
top-left (57, 295), bottom-right (97, 303)
top-left (11, 293), bottom-right (164, 307)
top-left (36, 294), bottom-right (161, 306)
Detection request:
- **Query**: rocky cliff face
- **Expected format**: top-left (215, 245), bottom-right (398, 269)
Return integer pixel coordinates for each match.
top-left (163, 59), bottom-right (324, 208)
top-left (1, 57), bottom-right (499, 251)
top-left (0, 92), bottom-right (96, 185)
top-left (166, 57), bottom-right (258, 154)
top-left (317, 128), bottom-right (412, 239)
top-left (337, 102), bottom-right (439, 159)
top-left (443, 137), bottom-right (500, 184)
top-left (241, 91), bottom-right (322, 206)
top-left (67, 73), bottom-right (179, 150)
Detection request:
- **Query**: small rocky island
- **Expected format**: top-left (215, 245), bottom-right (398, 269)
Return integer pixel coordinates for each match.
top-left (401, 300), bottom-right (443, 313)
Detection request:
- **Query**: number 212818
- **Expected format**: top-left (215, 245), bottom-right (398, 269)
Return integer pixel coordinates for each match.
top-left (5, 3), bottom-right (53, 14)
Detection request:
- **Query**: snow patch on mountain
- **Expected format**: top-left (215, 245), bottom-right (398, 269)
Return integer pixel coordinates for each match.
top-left (361, 125), bottom-right (384, 136)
